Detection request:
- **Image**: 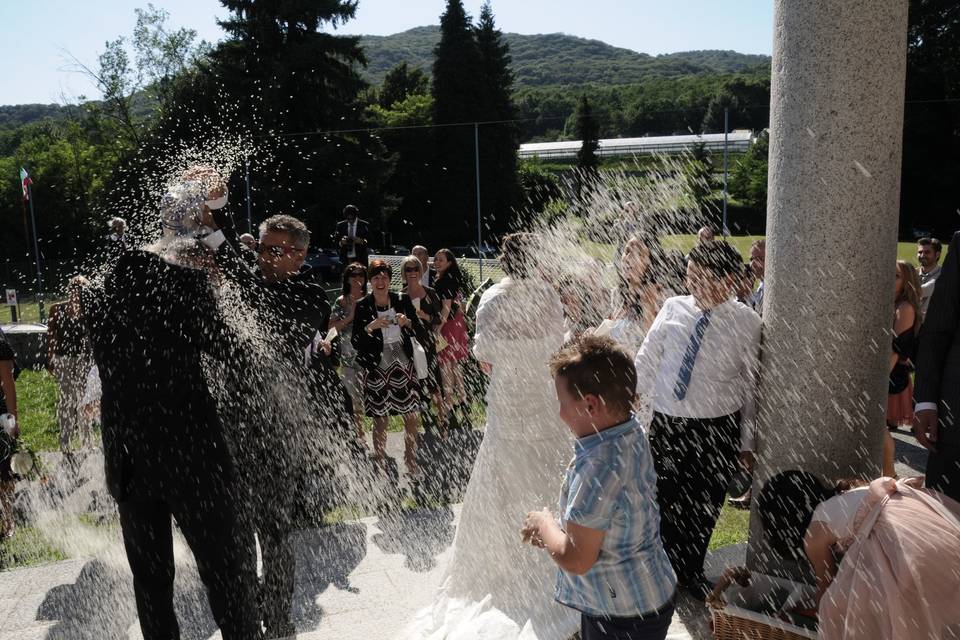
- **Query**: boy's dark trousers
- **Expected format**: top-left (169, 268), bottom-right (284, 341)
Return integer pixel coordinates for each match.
top-left (649, 412), bottom-right (740, 585)
top-left (580, 599), bottom-right (675, 640)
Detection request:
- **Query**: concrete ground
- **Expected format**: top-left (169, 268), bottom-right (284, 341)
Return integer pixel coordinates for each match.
top-left (0, 429), bottom-right (929, 640)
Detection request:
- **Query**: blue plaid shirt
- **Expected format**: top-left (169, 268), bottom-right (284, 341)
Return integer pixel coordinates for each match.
top-left (555, 417), bottom-right (676, 617)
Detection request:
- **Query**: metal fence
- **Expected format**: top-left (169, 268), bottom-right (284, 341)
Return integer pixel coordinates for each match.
top-left (367, 255), bottom-right (505, 292)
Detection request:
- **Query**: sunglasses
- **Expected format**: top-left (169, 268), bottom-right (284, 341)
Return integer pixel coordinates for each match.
top-left (258, 244), bottom-right (300, 258)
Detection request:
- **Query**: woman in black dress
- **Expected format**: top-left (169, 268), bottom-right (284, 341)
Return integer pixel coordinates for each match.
top-left (400, 255), bottom-right (446, 431)
top-left (352, 260), bottom-right (423, 477)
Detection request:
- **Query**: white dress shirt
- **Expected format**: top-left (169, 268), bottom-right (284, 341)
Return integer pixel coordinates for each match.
top-left (347, 220), bottom-right (357, 258)
top-left (634, 295), bottom-right (762, 451)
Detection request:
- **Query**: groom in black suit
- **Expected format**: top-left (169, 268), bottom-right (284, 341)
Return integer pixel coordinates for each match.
top-left (85, 240), bottom-right (261, 640)
top-left (915, 230), bottom-right (960, 501)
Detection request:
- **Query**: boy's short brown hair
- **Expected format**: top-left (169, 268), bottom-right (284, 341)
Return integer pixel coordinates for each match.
top-left (549, 335), bottom-right (637, 413)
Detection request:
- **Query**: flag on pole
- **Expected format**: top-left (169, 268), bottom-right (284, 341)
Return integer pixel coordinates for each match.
top-left (19, 167), bottom-right (32, 201)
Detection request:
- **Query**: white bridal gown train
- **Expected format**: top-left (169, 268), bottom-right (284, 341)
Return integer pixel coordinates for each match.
top-left (404, 276), bottom-right (579, 639)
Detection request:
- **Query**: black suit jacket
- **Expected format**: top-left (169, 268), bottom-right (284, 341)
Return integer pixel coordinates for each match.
top-left (915, 230), bottom-right (960, 444)
top-left (351, 292), bottom-right (420, 371)
top-left (85, 251), bottom-right (239, 502)
top-left (334, 218), bottom-right (371, 266)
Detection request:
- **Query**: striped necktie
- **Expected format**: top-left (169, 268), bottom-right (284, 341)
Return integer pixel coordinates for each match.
top-left (674, 309), bottom-right (713, 401)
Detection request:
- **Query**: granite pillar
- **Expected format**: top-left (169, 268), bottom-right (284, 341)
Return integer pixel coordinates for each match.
top-left (747, 0), bottom-right (909, 573)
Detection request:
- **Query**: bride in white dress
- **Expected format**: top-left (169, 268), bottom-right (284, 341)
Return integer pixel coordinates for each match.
top-left (405, 234), bottom-right (579, 639)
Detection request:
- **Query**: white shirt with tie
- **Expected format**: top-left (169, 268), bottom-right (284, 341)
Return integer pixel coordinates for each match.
top-left (347, 220), bottom-right (357, 258)
top-left (634, 295), bottom-right (762, 451)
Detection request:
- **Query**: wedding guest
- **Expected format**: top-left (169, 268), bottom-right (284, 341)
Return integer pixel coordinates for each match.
top-left (884, 260), bottom-right (922, 476)
top-left (697, 226), bottom-right (716, 245)
top-left (558, 273), bottom-right (604, 342)
top-left (605, 234), bottom-right (658, 354)
top-left (736, 263), bottom-right (756, 306)
top-left (202, 208), bottom-right (346, 638)
top-left (0, 327), bottom-right (19, 539)
top-left (103, 216), bottom-right (129, 267)
top-left (106, 216), bottom-right (129, 250)
top-left (757, 471), bottom-right (960, 640)
top-left (47, 276), bottom-right (93, 453)
top-left (522, 336), bottom-right (676, 640)
top-left (353, 260), bottom-right (423, 477)
top-left (433, 249), bottom-right (470, 422)
top-left (749, 239), bottom-right (766, 315)
top-left (331, 262), bottom-right (368, 447)
top-left (915, 231), bottom-right (960, 502)
top-left (334, 204), bottom-right (370, 267)
top-left (634, 240), bottom-right (761, 599)
top-left (400, 255), bottom-right (445, 429)
top-left (917, 237), bottom-right (942, 318)
top-left (412, 245), bottom-right (436, 287)
top-left (238, 233), bottom-right (258, 267)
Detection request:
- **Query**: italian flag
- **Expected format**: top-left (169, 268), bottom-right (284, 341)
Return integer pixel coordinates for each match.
top-left (19, 167), bottom-right (32, 201)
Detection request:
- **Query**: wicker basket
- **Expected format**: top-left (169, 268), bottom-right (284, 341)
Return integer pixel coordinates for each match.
top-left (707, 569), bottom-right (817, 640)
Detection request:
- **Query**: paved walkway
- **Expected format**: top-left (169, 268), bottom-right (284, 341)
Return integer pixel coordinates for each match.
top-left (0, 430), bottom-right (929, 639)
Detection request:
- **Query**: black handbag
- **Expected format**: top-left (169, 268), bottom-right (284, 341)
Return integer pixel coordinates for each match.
top-left (889, 362), bottom-right (910, 395)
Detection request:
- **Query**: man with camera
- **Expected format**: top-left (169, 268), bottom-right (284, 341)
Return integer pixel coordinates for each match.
top-left (200, 194), bottom-right (356, 639)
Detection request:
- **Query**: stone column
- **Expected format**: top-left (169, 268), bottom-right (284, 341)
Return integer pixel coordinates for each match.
top-left (748, 0), bottom-right (909, 573)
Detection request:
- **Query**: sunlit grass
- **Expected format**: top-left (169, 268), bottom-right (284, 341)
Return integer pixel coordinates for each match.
top-left (709, 502), bottom-right (751, 551)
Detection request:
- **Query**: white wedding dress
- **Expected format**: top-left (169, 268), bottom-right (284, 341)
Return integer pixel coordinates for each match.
top-left (404, 277), bottom-right (579, 639)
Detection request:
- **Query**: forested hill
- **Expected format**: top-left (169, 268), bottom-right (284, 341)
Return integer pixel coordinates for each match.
top-left (358, 26), bottom-right (770, 87)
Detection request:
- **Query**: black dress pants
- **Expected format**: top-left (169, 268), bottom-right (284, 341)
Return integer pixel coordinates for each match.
top-left (926, 443), bottom-right (960, 503)
top-left (257, 519), bottom-right (296, 638)
top-left (117, 494), bottom-right (261, 640)
top-left (649, 412), bottom-right (740, 584)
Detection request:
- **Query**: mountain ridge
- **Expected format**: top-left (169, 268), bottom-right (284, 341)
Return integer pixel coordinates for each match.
top-left (357, 25), bottom-right (770, 87)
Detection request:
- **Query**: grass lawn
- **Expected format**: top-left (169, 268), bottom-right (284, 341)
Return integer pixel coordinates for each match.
top-left (0, 525), bottom-right (67, 571)
top-left (709, 503), bottom-right (751, 551)
top-left (6, 299), bottom-right (61, 324)
top-left (16, 370), bottom-right (59, 452)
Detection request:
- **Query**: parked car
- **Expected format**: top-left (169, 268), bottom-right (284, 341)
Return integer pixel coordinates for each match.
top-left (304, 248), bottom-right (343, 281)
top-left (449, 244), bottom-right (497, 259)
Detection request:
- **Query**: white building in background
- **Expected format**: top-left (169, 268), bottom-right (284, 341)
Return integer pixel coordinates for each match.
top-left (518, 130), bottom-right (754, 161)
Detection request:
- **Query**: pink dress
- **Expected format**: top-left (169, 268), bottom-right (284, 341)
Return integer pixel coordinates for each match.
top-left (817, 478), bottom-right (960, 640)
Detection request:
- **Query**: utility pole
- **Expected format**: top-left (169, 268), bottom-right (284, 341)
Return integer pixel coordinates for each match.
top-left (722, 107), bottom-right (729, 237)
top-left (474, 123), bottom-right (483, 281)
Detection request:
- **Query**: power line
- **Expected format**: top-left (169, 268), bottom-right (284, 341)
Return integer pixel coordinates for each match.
top-left (250, 95), bottom-right (960, 140)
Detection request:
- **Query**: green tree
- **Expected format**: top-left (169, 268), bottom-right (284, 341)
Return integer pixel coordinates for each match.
top-left (148, 0), bottom-right (396, 235)
top-left (901, 0), bottom-right (960, 235)
top-left (683, 140), bottom-right (719, 217)
top-left (475, 1), bottom-right (520, 233)
top-left (574, 95), bottom-right (600, 174)
top-left (378, 62), bottom-right (429, 108)
top-left (431, 0), bottom-right (484, 241)
top-left (729, 130), bottom-right (769, 212)
top-left (132, 3), bottom-right (206, 110)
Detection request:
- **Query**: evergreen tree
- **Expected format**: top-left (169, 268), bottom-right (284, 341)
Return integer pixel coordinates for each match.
top-left (431, 0), bottom-right (484, 242)
top-left (475, 1), bottom-right (520, 234)
top-left (901, 0), bottom-right (960, 235)
top-left (379, 62), bottom-right (429, 108)
top-left (729, 130), bottom-right (769, 212)
top-left (150, 0), bottom-right (396, 238)
top-left (214, 0), bottom-right (367, 131)
top-left (574, 95), bottom-right (600, 174)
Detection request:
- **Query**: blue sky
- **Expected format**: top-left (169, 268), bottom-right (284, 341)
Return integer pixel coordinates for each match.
top-left (0, 0), bottom-right (773, 106)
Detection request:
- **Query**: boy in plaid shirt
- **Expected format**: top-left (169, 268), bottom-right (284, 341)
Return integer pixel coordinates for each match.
top-left (522, 335), bottom-right (676, 640)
